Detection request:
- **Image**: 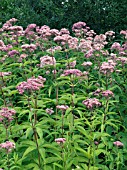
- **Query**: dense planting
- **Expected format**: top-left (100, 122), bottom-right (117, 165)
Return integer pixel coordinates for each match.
top-left (0, 18), bottom-right (127, 170)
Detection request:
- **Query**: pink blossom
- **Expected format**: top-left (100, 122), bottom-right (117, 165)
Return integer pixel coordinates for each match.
top-left (68, 37), bottom-right (78, 49)
top-left (72, 22), bottom-right (86, 31)
top-left (54, 34), bottom-right (71, 44)
top-left (46, 46), bottom-right (62, 54)
top-left (8, 50), bottom-right (19, 57)
top-left (113, 141), bottom-right (124, 147)
top-left (85, 50), bottom-right (93, 58)
top-left (116, 57), bottom-right (127, 64)
top-left (46, 108), bottom-right (54, 115)
top-left (93, 89), bottom-right (102, 96)
top-left (94, 141), bottom-right (99, 145)
top-left (0, 107), bottom-right (16, 123)
top-left (78, 40), bottom-right (92, 53)
top-left (55, 138), bottom-right (66, 144)
top-left (40, 55), bottom-right (56, 68)
top-left (94, 34), bottom-right (107, 43)
top-left (60, 28), bottom-right (70, 35)
top-left (105, 31), bottom-right (115, 37)
top-left (17, 76), bottom-right (46, 94)
top-left (50, 29), bottom-right (60, 36)
top-left (25, 24), bottom-right (36, 34)
top-left (111, 42), bottom-right (121, 51)
top-left (100, 61), bottom-right (115, 74)
top-left (110, 53), bottom-right (117, 59)
top-left (21, 44), bottom-right (37, 52)
top-left (56, 105), bottom-right (69, 111)
top-left (8, 26), bottom-right (23, 32)
top-left (82, 98), bottom-right (101, 109)
top-left (0, 72), bottom-right (11, 77)
top-left (120, 30), bottom-right (127, 38)
top-left (63, 69), bottom-right (82, 76)
top-left (18, 54), bottom-right (28, 62)
top-left (66, 60), bottom-right (76, 68)
top-left (82, 61), bottom-right (92, 67)
top-left (102, 90), bottom-right (114, 97)
top-left (0, 141), bottom-right (15, 153)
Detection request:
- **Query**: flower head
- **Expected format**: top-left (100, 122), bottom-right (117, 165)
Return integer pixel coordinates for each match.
top-left (82, 98), bottom-right (101, 109)
top-left (63, 69), bottom-right (82, 77)
top-left (56, 105), bottom-right (69, 111)
top-left (113, 141), bottom-right (124, 147)
top-left (0, 141), bottom-right (15, 153)
top-left (55, 138), bottom-right (66, 144)
top-left (40, 55), bottom-right (56, 68)
top-left (0, 107), bottom-right (16, 123)
top-left (8, 50), bottom-right (19, 57)
top-left (46, 108), bottom-right (54, 115)
top-left (17, 76), bottom-right (46, 94)
top-left (102, 90), bottom-right (114, 97)
top-left (0, 72), bottom-right (11, 77)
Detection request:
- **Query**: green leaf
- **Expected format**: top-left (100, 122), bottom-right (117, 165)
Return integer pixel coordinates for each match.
top-left (48, 86), bottom-right (52, 97)
top-left (76, 126), bottom-right (92, 140)
top-left (26, 127), bottom-right (33, 138)
top-left (45, 157), bottom-right (62, 164)
top-left (53, 163), bottom-right (63, 169)
top-left (23, 146), bottom-right (36, 157)
top-left (95, 149), bottom-right (107, 156)
top-left (36, 127), bottom-right (43, 139)
top-left (76, 147), bottom-right (91, 159)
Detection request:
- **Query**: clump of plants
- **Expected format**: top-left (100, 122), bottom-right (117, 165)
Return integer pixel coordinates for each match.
top-left (0, 19), bottom-right (127, 170)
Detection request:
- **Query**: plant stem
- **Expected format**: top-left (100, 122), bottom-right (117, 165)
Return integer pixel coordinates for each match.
top-left (7, 153), bottom-right (10, 170)
top-left (27, 93), bottom-right (41, 169)
top-left (61, 111), bottom-right (64, 138)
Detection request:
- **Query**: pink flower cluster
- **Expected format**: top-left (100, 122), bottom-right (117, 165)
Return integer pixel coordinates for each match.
top-left (7, 26), bottom-right (23, 34)
top-left (0, 42), bottom-right (13, 52)
top-left (105, 31), bottom-right (115, 38)
top-left (72, 21), bottom-right (86, 31)
top-left (46, 46), bottom-right (62, 54)
top-left (46, 108), bottom-right (54, 115)
top-left (100, 61), bottom-right (115, 74)
top-left (18, 53), bottom-right (28, 62)
top-left (55, 138), bottom-right (66, 144)
top-left (17, 76), bottom-right (46, 94)
top-left (8, 50), bottom-right (19, 57)
top-left (82, 98), bottom-right (101, 109)
top-left (116, 57), bottom-right (127, 64)
top-left (113, 141), bottom-right (124, 147)
top-left (60, 28), bottom-right (70, 35)
top-left (0, 141), bottom-right (15, 153)
top-left (0, 72), bottom-right (11, 77)
top-left (56, 105), bottom-right (69, 111)
top-left (120, 30), bottom-right (127, 39)
top-left (2, 18), bottom-right (18, 31)
top-left (102, 90), bottom-right (114, 97)
top-left (54, 34), bottom-right (71, 45)
top-left (111, 42), bottom-right (121, 51)
top-left (82, 61), bottom-right (92, 67)
top-left (25, 24), bottom-right (36, 34)
top-left (21, 44), bottom-right (37, 52)
top-left (78, 39), bottom-right (92, 53)
top-left (63, 69), bottom-right (82, 76)
top-left (68, 37), bottom-right (78, 49)
top-left (93, 89), bottom-right (102, 96)
top-left (66, 60), bottom-right (76, 69)
top-left (40, 55), bottom-right (56, 68)
top-left (0, 107), bottom-right (16, 123)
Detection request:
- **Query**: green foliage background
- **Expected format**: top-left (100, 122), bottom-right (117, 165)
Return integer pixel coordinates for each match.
top-left (0, 0), bottom-right (127, 33)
